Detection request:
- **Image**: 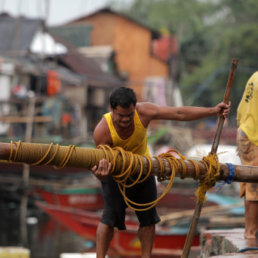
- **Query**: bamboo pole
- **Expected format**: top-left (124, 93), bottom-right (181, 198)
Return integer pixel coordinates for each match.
top-left (182, 58), bottom-right (239, 258)
top-left (0, 141), bottom-right (257, 183)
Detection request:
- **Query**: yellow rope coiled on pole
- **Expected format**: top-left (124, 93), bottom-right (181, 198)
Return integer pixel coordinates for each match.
top-left (8, 141), bottom-right (221, 211)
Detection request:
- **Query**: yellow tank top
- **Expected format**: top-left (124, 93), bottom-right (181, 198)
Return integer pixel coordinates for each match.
top-left (237, 71), bottom-right (258, 146)
top-left (104, 110), bottom-right (150, 157)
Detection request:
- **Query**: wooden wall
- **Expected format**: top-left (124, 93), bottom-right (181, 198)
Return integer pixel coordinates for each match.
top-left (70, 12), bottom-right (168, 101)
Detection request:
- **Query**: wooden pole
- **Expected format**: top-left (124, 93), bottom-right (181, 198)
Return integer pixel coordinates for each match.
top-left (20, 92), bottom-right (36, 245)
top-left (181, 58), bottom-right (238, 258)
top-left (0, 141), bottom-right (258, 183)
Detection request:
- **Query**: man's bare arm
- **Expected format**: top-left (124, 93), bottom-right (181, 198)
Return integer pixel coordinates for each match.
top-left (137, 102), bottom-right (230, 127)
top-left (92, 118), bottom-right (112, 180)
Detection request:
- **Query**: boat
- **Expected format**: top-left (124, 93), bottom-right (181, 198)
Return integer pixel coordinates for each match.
top-left (35, 178), bottom-right (221, 211)
top-left (36, 201), bottom-right (200, 256)
top-left (35, 185), bottom-right (104, 210)
top-left (35, 186), bottom-right (244, 256)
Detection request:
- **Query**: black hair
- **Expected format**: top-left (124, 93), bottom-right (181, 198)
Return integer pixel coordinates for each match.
top-left (110, 87), bottom-right (137, 109)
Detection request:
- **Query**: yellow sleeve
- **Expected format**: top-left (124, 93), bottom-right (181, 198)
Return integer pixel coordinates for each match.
top-left (237, 71), bottom-right (258, 127)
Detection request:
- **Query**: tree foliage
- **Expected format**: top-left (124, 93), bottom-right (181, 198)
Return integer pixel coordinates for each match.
top-left (113, 0), bottom-right (258, 124)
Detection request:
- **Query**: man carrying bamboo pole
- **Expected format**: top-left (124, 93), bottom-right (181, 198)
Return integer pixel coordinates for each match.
top-left (237, 71), bottom-right (258, 239)
top-left (91, 87), bottom-right (230, 258)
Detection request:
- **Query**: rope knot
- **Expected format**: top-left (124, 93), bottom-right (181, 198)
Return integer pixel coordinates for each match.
top-left (195, 152), bottom-right (220, 203)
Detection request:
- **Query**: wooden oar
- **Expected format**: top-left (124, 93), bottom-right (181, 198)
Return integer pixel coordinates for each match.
top-left (181, 58), bottom-right (239, 258)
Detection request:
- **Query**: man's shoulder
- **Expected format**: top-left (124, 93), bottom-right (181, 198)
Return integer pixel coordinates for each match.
top-left (136, 102), bottom-right (158, 116)
top-left (136, 102), bottom-right (155, 113)
top-left (94, 116), bottom-right (109, 133)
top-left (93, 116), bottom-right (112, 146)
top-left (136, 102), bottom-right (158, 127)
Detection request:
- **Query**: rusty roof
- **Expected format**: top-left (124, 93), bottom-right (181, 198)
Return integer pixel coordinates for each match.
top-left (65, 7), bottom-right (161, 40)
top-left (51, 33), bottom-right (124, 88)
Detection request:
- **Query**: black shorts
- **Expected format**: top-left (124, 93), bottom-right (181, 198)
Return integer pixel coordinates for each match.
top-left (100, 175), bottom-right (160, 230)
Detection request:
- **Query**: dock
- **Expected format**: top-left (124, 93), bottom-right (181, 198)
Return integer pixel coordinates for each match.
top-left (201, 228), bottom-right (258, 257)
top-left (0, 247), bottom-right (30, 258)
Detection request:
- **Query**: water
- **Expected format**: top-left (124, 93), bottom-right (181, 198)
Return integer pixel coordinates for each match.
top-left (0, 196), bottom-right (91, 258)
top-left (0, 198), bottom-right (183, 258)
top-left (29, 216), bottom-right (93, 258)
top-left (0, 187), bottom-right (206, 258)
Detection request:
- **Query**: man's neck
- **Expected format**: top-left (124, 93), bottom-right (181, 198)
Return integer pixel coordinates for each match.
top-left (111, 114), bottom-right (134, 140)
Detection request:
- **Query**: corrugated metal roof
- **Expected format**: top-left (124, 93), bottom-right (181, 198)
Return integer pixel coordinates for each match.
top-left (50, 24), bottom-right (92, 48)
top-left (0, 13), bottom-right (43, 56)
top-left (5, 56), bottom-right (84, 85)
top-left (51, 33), bottom-right (123, 88)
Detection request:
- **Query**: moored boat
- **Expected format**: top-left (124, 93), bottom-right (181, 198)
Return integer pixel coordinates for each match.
top-left (35, 179), bottom-right (220, 211)
top-left (36, 201), bottom-right (200, 256)
top-left (35, 187), bottom-right (244, 256)
top-left (36, 186), bottom-right (104, 210)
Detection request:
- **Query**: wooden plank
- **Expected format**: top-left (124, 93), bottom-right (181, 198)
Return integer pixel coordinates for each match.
top-left (161, 202), bottom-right (243, 225)
top-left (0, 116), bottom-right (52, 123)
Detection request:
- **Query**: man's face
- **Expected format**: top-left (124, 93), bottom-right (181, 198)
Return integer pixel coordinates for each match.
top-left (112, 104), bottom-right (135, 128)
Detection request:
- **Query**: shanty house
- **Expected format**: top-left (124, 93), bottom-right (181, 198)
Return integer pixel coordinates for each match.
top-left (62, 7), bottom-right (169, 101)
top-left (0, 13), bottom-right (122, 142)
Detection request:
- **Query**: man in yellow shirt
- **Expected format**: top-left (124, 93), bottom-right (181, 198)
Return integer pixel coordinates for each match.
top-left (92, 87), bottom-right (230, 258)
top-left (237, 71), bottom-right (258, 239)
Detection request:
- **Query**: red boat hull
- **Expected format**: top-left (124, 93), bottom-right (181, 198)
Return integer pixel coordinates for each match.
top-left (36, 185), bottom-right (217, 211)
top-left (36, 187), bottom-right (104, 210)
top-left (36, 201), bottom-right (199, 256)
